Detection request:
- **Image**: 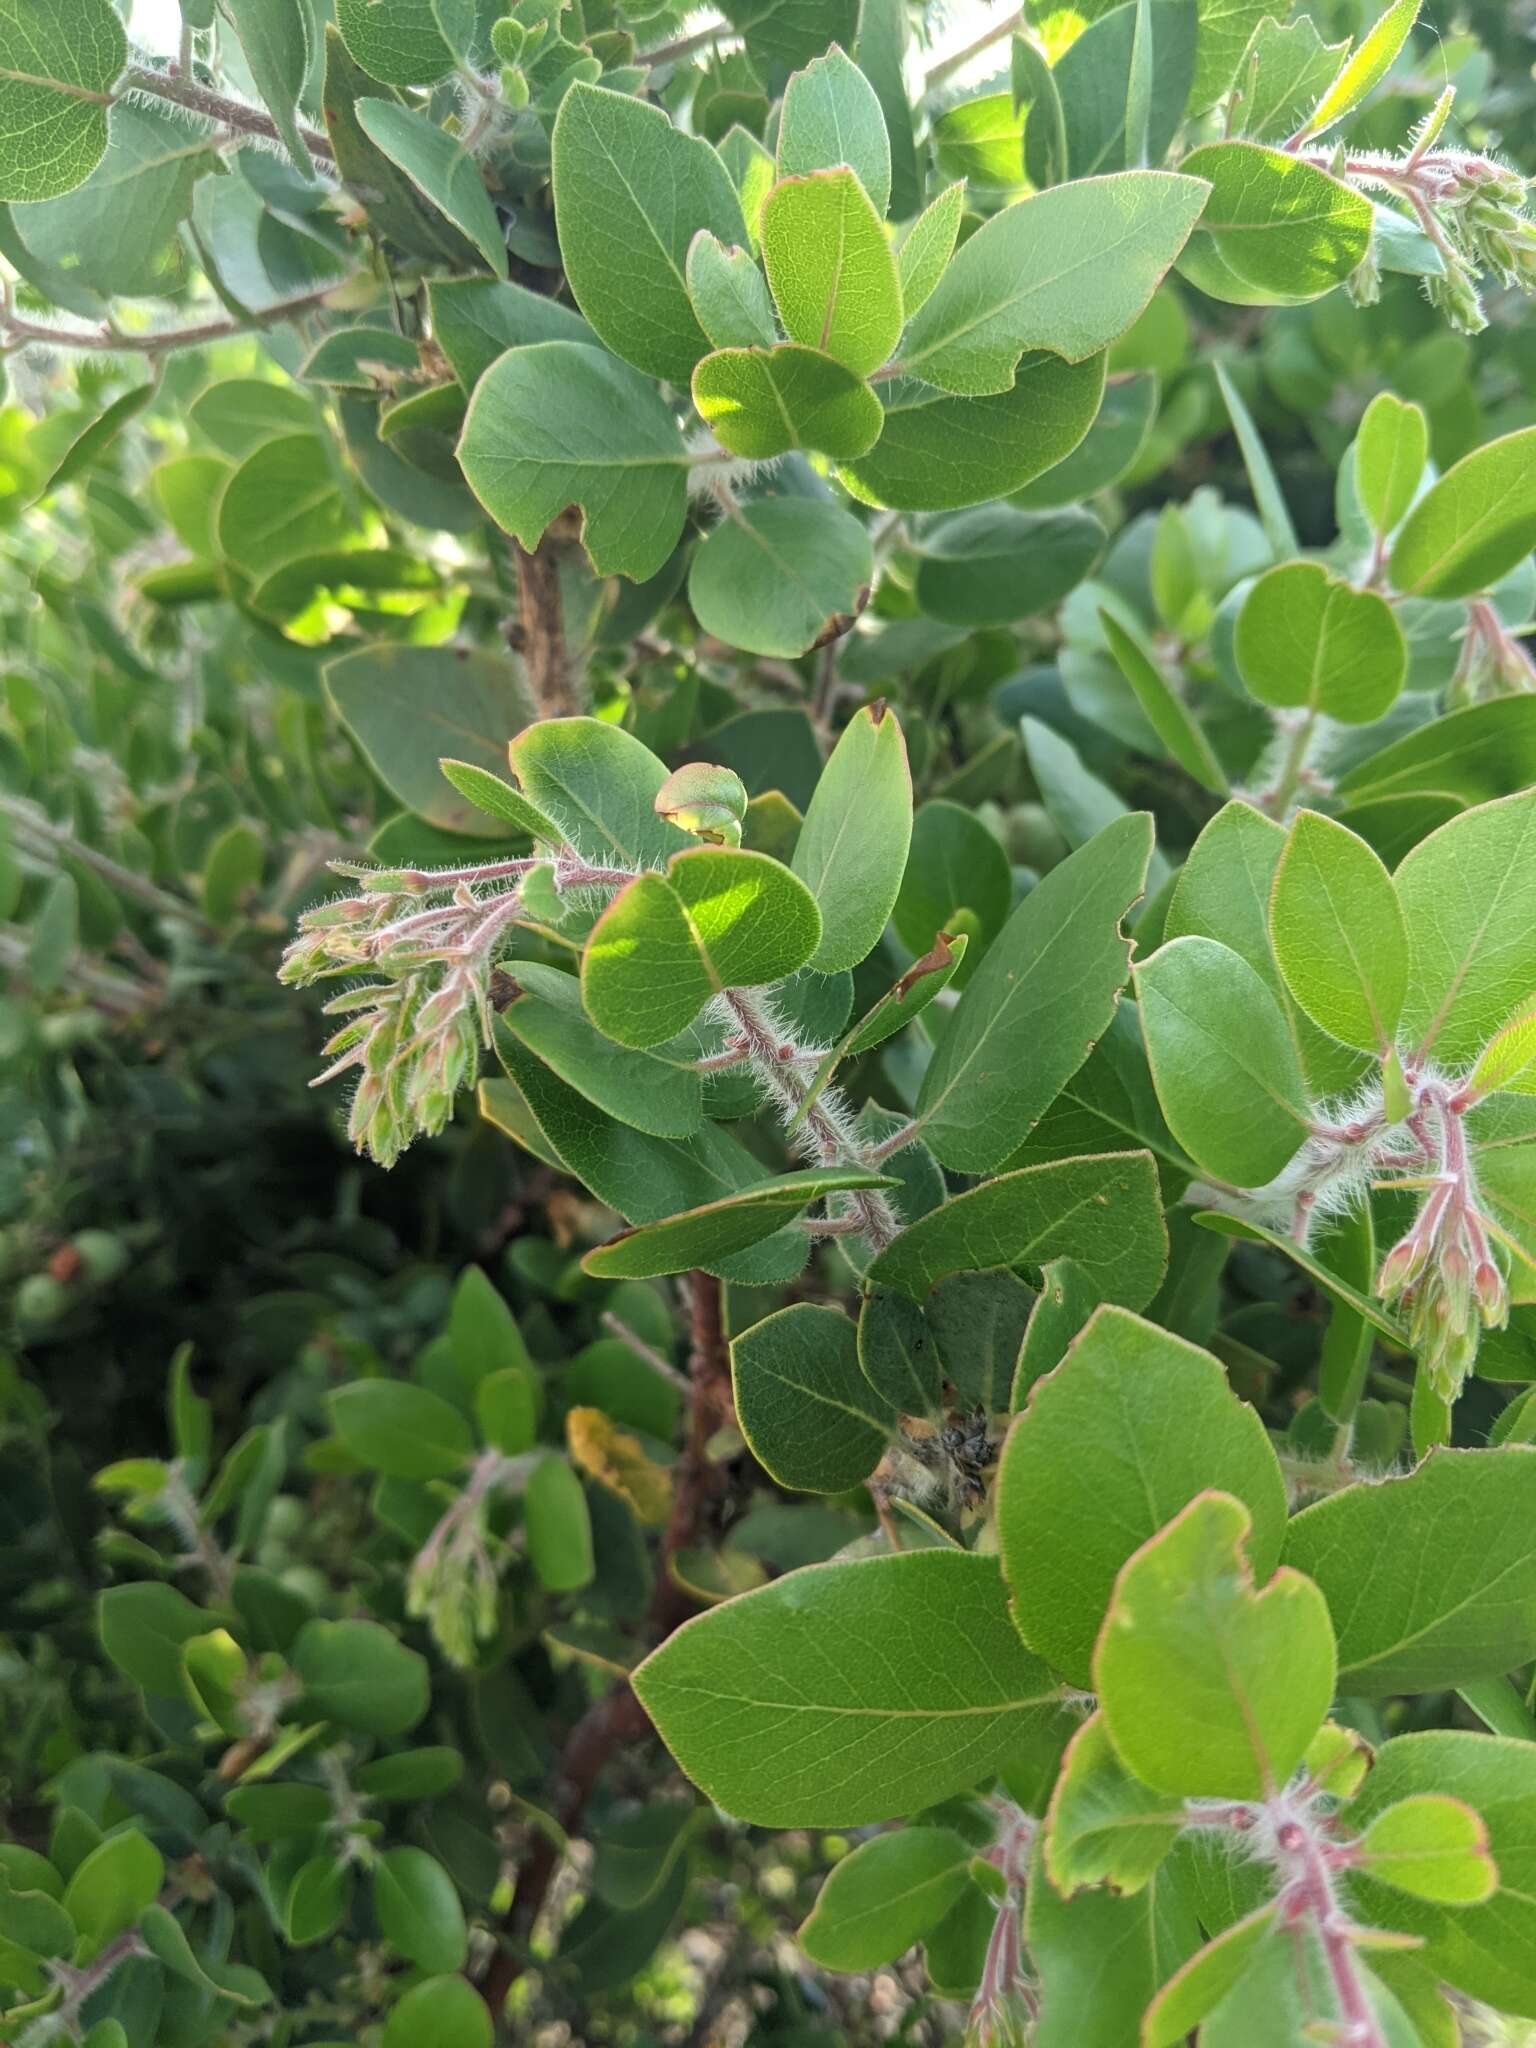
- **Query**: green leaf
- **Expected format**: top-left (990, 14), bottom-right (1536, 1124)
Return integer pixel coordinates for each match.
top-left (428, 277), bottom-right (592, 389)
top-left (509, 716), bottom-right (690, 871)
top-left (869, 1151), bottom-right (1167, 1308)
top-left (1051, 0), bottom-right (1199, 180)
top-left (1193, 1210), bottom-right (1407, 1337)
top-left (355, 1748), bottom-right (463, 1802)
top-left (35, 382), bottom-right (153, 500)
top-left (685, 230), bottom-right (776, 349)
top-left (354, 101), bottom-right (507, 275)
top-left (458, 341), bottom-right (687, 582)
top-left (12, 96), bottom-right (213, 296)
top-left (632, 1550), bottom-right (1060, 1826)
top-left (858, 1287), bottom-right (941, 1418)
top-left (998, 1305), bottom-right (1287, 1685)
top-left (1141, 1905), bottom-right (1281, 2046)
top-left (291, 1618), bottom-right (430, 1735)
top-left (552, 82), bottom-right (745, 384)
top-left (716, 0), bottom-right (858, 79)
top-left (915, 812), bottom-right (1153, 1172)
top-left (0, 0), bottom-right (125, 203)
top-left (0, 1880), bottom-right (74, 1959)
top-left (582, 845), bottom-right (823, 1047)
top-left (1230, 14), bottom-right (1348, 143)
top-left (1356, 390), bottom-right (1428, 537)
top-left (683, 490), bottom-right (860, 650)
top-left (842, 350), bottom-right (1106, 512)
top-left (1297, 0), bottom-right (1421, 141)
top-left (326, 646), bottom-right (534, 835)
top-left (1176, 141), bottom-right (1372, 304)
top-left (915, 505), bottom-right (1104, 628)
top-left (140, 1901), bottom-right (267, 2002)
top-left (790, 703), bottom-right (911, 973)
top-left (799, 1828), bottom-right (971, 1968)
top-left (1044, 1709), bottom-right (1184, 1895)
top-left (1235, 562), bottom-right (1406, 722)
top-left (373, 1848), bottom-right (468, 1973)
top-left (892, 799), bottom-right (1011, 976)
top-left (776, 45), bottom-right (891, 215)
top-left (1285, 1447), bottom-right (1536, 1693)
top-left (583, 1167), bottom-right (893, 1279)
top-left (1096, 1490), bottom-right (1336, 1798)
top-left (524, 1455), bottom-right (594, 1591)
top-left (1269, 810), bottom-right (1406, 1055)
top-left (476, 1367), bottom-right (538, 1457)
top-left (62, 1831), bottom-right (164, 1952)
top-left (1189, 0), bottom-right (1272, 115)
top-left (1027, 1840), bottom-right (1200, 2048)
top-left (329, 1379), bottom-right (474, 1480)
top-left (437, 759), bottom-right (561, 843)
top-left (97, 1582), bottom-right (209, 1696)
top-left (857, 0), bottom-right (920, 217)
top-left (691, 344), bottom-right (882, 459)
top-left (898, 172), bottom-right (1209, 394)
top-left (380, 1973), bottom-right (493, 2048)
top-left (1389, 429), bottom-right (1536, 600)
top-left (733, 1302), bottom-right (890, 1491)
top-left (501, 964), bottom-right (703, 1140)
top-left (322, 24), bottom-right (477, 264)
top-left (1100, 611), bottom-right (1227, 792)
top-left (223, 0), bottom-right (314, 177)
top-left (1358, 1794), bottom-right (1497, 1905)
top-left (1211, 357), bottom-right (1297, 558)
top-left (1471, 1006), bottom-right (1536, 1100)
top-left (897, 182), bottom-right (964, 315)
top-left (1395, 789), bottom-right (1536, 1066)
top-left (1135, 935), bottom-right (1311, 1186)
top-left (216, 434), bottom-right (354, 579)
top-left (1340, 1731), bottom-right (1536, 2015)
top-left (335, 0), bottom-right (453, 85)
top-left (450, 1263), bottom-right (538, 1396)
top-left (759, 169), bottom-right (902, 376)
top-left (1012, 32), bottom-right (1068, 188)
top-left (189, 377), bottom-right (314, 459)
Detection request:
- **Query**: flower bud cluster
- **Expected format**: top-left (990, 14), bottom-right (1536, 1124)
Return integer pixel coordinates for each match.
top-left (1374, 1087), bottom-right (1508, 1401)
top-left (1404, 151), bottom-right (1536, 335)
top-left (279, 860), bottom-right (535, 1166)
top-left (1451, 599), bottom-right (1536, 708)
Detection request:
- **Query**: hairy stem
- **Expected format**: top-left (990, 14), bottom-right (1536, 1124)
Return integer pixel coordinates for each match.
top-left (123, 63), bottom-right (336, 167)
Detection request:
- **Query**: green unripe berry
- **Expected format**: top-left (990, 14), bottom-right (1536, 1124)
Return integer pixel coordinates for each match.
top-left (16, 1274), bottom-right (69, 1327)
top-left (71, 1230), bottom-right (129, 1285)
top-left (264, 1496), bottom-right (305, 1542)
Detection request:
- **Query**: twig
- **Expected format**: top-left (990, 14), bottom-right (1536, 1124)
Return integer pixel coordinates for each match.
top-left (123, 63), bottom-right (336, 167)
top-left (637, 18), bottom-right (731, 66)
top-left (2, 797), bottom-right (214, 932)
top-left (478, 1273), bottom-right (733, 2028)
top-left (0, 282), bottom-right (341, 358)
top-left (508, 539), bottom-right (579, 717)
top-left (924, 7), bottom-right (1024, 90)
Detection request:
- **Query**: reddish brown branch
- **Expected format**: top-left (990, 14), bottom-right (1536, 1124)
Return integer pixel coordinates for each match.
top-left (507, 538), bottom-right (577, 717)
top-left (477, 1271), bottom-right (731, 2029)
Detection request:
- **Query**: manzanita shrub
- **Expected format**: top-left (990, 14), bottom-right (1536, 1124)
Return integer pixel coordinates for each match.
top-left (8, 0), bottom-right (1536, 2041)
